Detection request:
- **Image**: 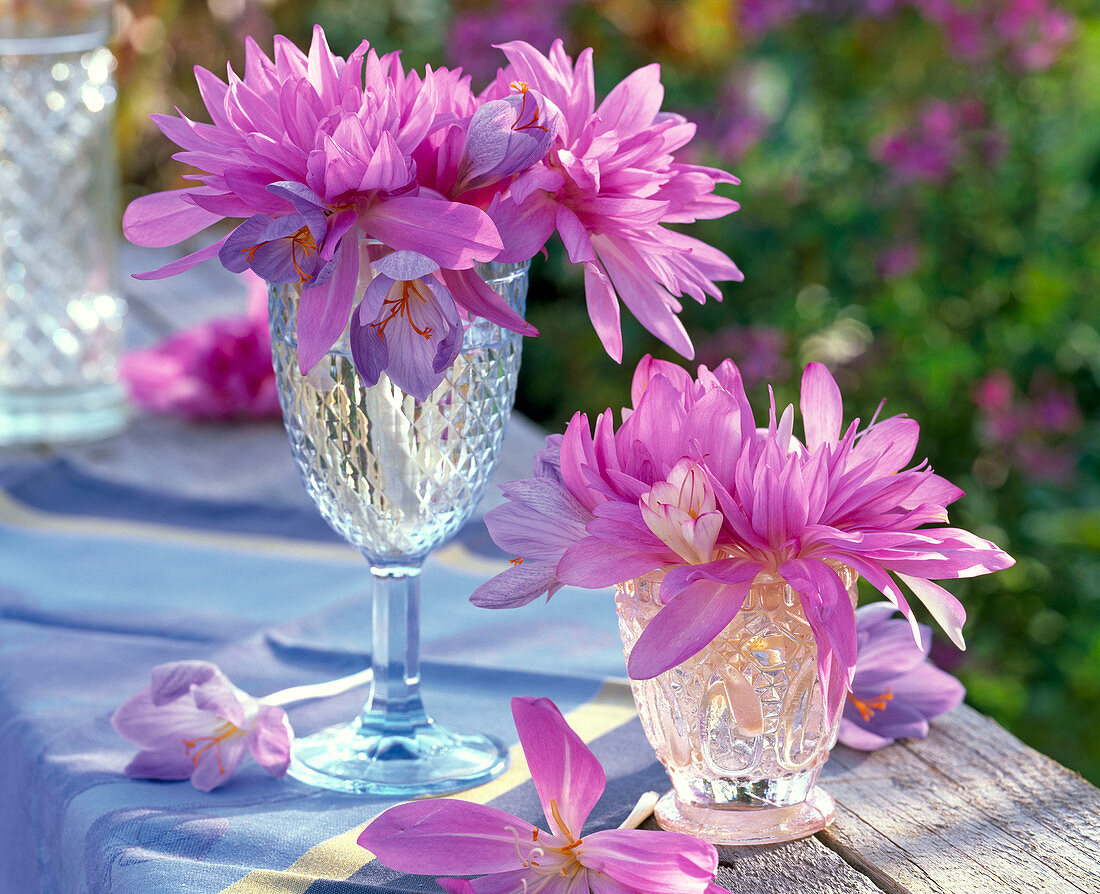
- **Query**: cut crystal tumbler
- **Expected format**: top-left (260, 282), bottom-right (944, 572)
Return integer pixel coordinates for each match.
top-left (0, 0), bottom-right (127, 444)
top-left (616, 566), bottom-right (858, 845)
top-left (269, 247), bottom-right (528, 794)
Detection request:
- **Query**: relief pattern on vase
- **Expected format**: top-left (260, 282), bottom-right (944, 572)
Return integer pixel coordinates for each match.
top-left (616, 567), bottom-right (856, 809)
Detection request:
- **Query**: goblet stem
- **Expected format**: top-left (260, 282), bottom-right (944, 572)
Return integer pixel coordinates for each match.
top-left (286, 558), bottom-right (509, 795)
top-left (357, 562), bottom-right (431, 746)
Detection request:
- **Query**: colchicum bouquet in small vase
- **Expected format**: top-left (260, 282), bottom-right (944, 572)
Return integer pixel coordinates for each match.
top-left (475, 356), bottom-right (1014, 844)
top-left (122, 31), bottom-right (742, 795)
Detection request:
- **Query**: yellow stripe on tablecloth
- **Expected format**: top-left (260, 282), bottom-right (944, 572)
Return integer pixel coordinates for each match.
top-left (217, 680), bottom-right (639, 894)
top-left (0, 488), bottom-right (510, 573)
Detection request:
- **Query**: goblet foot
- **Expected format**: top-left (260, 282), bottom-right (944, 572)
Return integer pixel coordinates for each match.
top-left (654, 787), bottom-right (836, 846)
top-left (288, 719), bottom-right (509, 796)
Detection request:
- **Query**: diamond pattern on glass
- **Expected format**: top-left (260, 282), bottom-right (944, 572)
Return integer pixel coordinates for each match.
top-left (269, 262), bottom-right (528, 561)
top-left (617, 567), bottom-right (857, 808)
top-left (0, 44), bottom-right (122, 391)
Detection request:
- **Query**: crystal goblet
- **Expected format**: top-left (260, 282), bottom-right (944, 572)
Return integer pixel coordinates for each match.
top-left (268, 242), bottom-right (528, 795)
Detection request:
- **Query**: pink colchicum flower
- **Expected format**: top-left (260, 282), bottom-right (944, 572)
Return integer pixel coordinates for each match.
top-left (838, 602), bottom-right (965, 750)
top-left (111, 661), bottom-right (293, 791)
top-left (120, 273), bottom-right (280, 421)
top-left (484, 41), bottom-right (743, 362)
top-left (122, 27), bottom-right (510, 378)
top-left (476, 357), bottom-right (1014, 720)
top-left (359, 696), bottom-right (724, 894)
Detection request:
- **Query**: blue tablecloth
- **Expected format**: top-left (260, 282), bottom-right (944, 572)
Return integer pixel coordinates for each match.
top-left (0, 460), bottom-right (661, 894)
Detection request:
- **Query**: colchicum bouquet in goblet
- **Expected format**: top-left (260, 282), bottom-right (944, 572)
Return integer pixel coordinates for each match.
top-left (123, 31), bottom-right (743, 794)
top-left (474, 356), bottom-right (1014, 843)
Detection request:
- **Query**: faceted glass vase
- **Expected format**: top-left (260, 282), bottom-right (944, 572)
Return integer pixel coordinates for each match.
top-left (268, 246), bottom-right (528, 795)
top-left (0, 0), bottom-right (127, 445)
top-left (616, 566), bottom-right (858, 845)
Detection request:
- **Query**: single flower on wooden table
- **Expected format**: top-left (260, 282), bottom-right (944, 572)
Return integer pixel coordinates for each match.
top-left (358, 696), bottom-right (726, 894)
top-left (474, 356), bottom-right (1014, 721)
top-left (838, 602), bottom-right (965, 750)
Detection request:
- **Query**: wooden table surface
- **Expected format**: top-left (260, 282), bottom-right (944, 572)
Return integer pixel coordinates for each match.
top-left (6, 249), bottom-right (1098, 894)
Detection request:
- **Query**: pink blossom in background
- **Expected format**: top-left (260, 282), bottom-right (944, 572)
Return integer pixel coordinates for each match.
top-left (995, 0), bottom-right (1076, 70)
top-left (876, 241), bottom-right (921, 280)
top-left (695, 325), bottom-right (789, 386)
top-left (121, 274), bottom-right (281, 422)
top-left (873, 97), bottom-right (1005, 185)
top-left (972, 370), bottom-right (1082, 485)
top-left (447, 1), bottom-right (575, 83)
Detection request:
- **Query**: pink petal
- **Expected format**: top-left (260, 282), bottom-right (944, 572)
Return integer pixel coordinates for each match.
top-left (895, 574), bottom-right (967, 649)
top-left (854, 416), bottom-right (920, 475)
top-left (511, 696), bottom-right (605, 840)
top-left (580, 828), bottom-right (718, 892)
top-left (582, 262), bottom-right (623, 363)
top-left (557, 537), bottom-right (665, 588)
top-left (439, 870), bottom-right (534, 894)
top-left (362, 196), bottom-right (503, 269)
top-left (441, 267), bottom-right (537, 336)
top-left (247, 704), bottom-right (293, 777)
top-left (132, 238), bottom-right (227, 281)
top-left (626, 577), bottom-right (749, 679)
top-left (800, 362), bottom-right (843, 450)
top-left (358, 800), bottom-right (532, 874)
top-left (123, 189), bottom-right (223, 247)
top-left (595, 63), bottom-right (663, 138)
top-left (486, 193), bottom-right (558, 264)
top-left (296, 242), bottom-right (359, 374)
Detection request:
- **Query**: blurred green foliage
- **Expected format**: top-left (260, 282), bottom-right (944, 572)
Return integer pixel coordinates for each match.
top-left (115, 0), bottom-right (1100, 781)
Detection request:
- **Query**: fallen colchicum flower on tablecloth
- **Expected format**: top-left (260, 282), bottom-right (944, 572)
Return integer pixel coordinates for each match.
top-left (124, 29), bottom-right (741, 399)
top-left (838, 602), bottom-right (965, 750)
top-left (473, 356), bottom-right (1013, 718)
top-left (358, 696), bottom-right (726, 894)
top-left (111, 661), bottom-right (293, 791)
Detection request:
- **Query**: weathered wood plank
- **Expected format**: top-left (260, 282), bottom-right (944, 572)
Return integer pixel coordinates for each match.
top-left (818, 704), bottom-right (1100, 894)
top-left (715, 837), bottom-right (885, 893)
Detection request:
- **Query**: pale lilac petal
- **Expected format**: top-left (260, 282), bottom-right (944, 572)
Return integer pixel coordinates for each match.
top-left (884, 660), bottom-right (965, 719)
top-left (123, 747), bottom-right (195, 781)
top-left (627, 577), bottom-right (748, 679)
top-left (247, 704), bottom-right (292, 777)
top-left (297, 241), bottom-right (359, 374)
top-left (470, 560), bottom-right (560, 608)
top-left (111, 690), bottom-right (209, 747)
top-left (800, 362), bottom-right (843, 449)
top-left (149, 661), bottom-right (225, 705)
top-left (123, 190), bottom-right (222, 248)
top-left (837, 718), bottom-right (895, 751)
top-left (190, 680), bottom-right (247, 728)
top-left (511, 696), bottom-right (605, 840)
top-left (587, 873), bottom-right (642, 894)
top-left (357, 800), bottom-right (532, 874)
top-left (580, 828), bottom-right (718, 893)
top-left (372, 249), bottom-right (438, 281)
top-left (190, 732), bottom-right (248, 791)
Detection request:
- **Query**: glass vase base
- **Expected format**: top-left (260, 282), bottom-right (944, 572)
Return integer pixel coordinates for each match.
top-left (0, 383), bottom-right (127, 446)
top-left (654, 787), bottom-right (836, 846)
top-left (288, 721), bottom-right (509, 796)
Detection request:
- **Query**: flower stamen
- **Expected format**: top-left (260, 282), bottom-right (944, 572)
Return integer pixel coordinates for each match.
top-left (510, 81), bottom-right (549, 134)
top-left (371, 281), bottom-right (435, 341)
top-left (182, 720), bottom-right (240, 774)
top-left (510, 557), bottom-right (525, 566)
top-left (848, 689), bottom-right (894, 722)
